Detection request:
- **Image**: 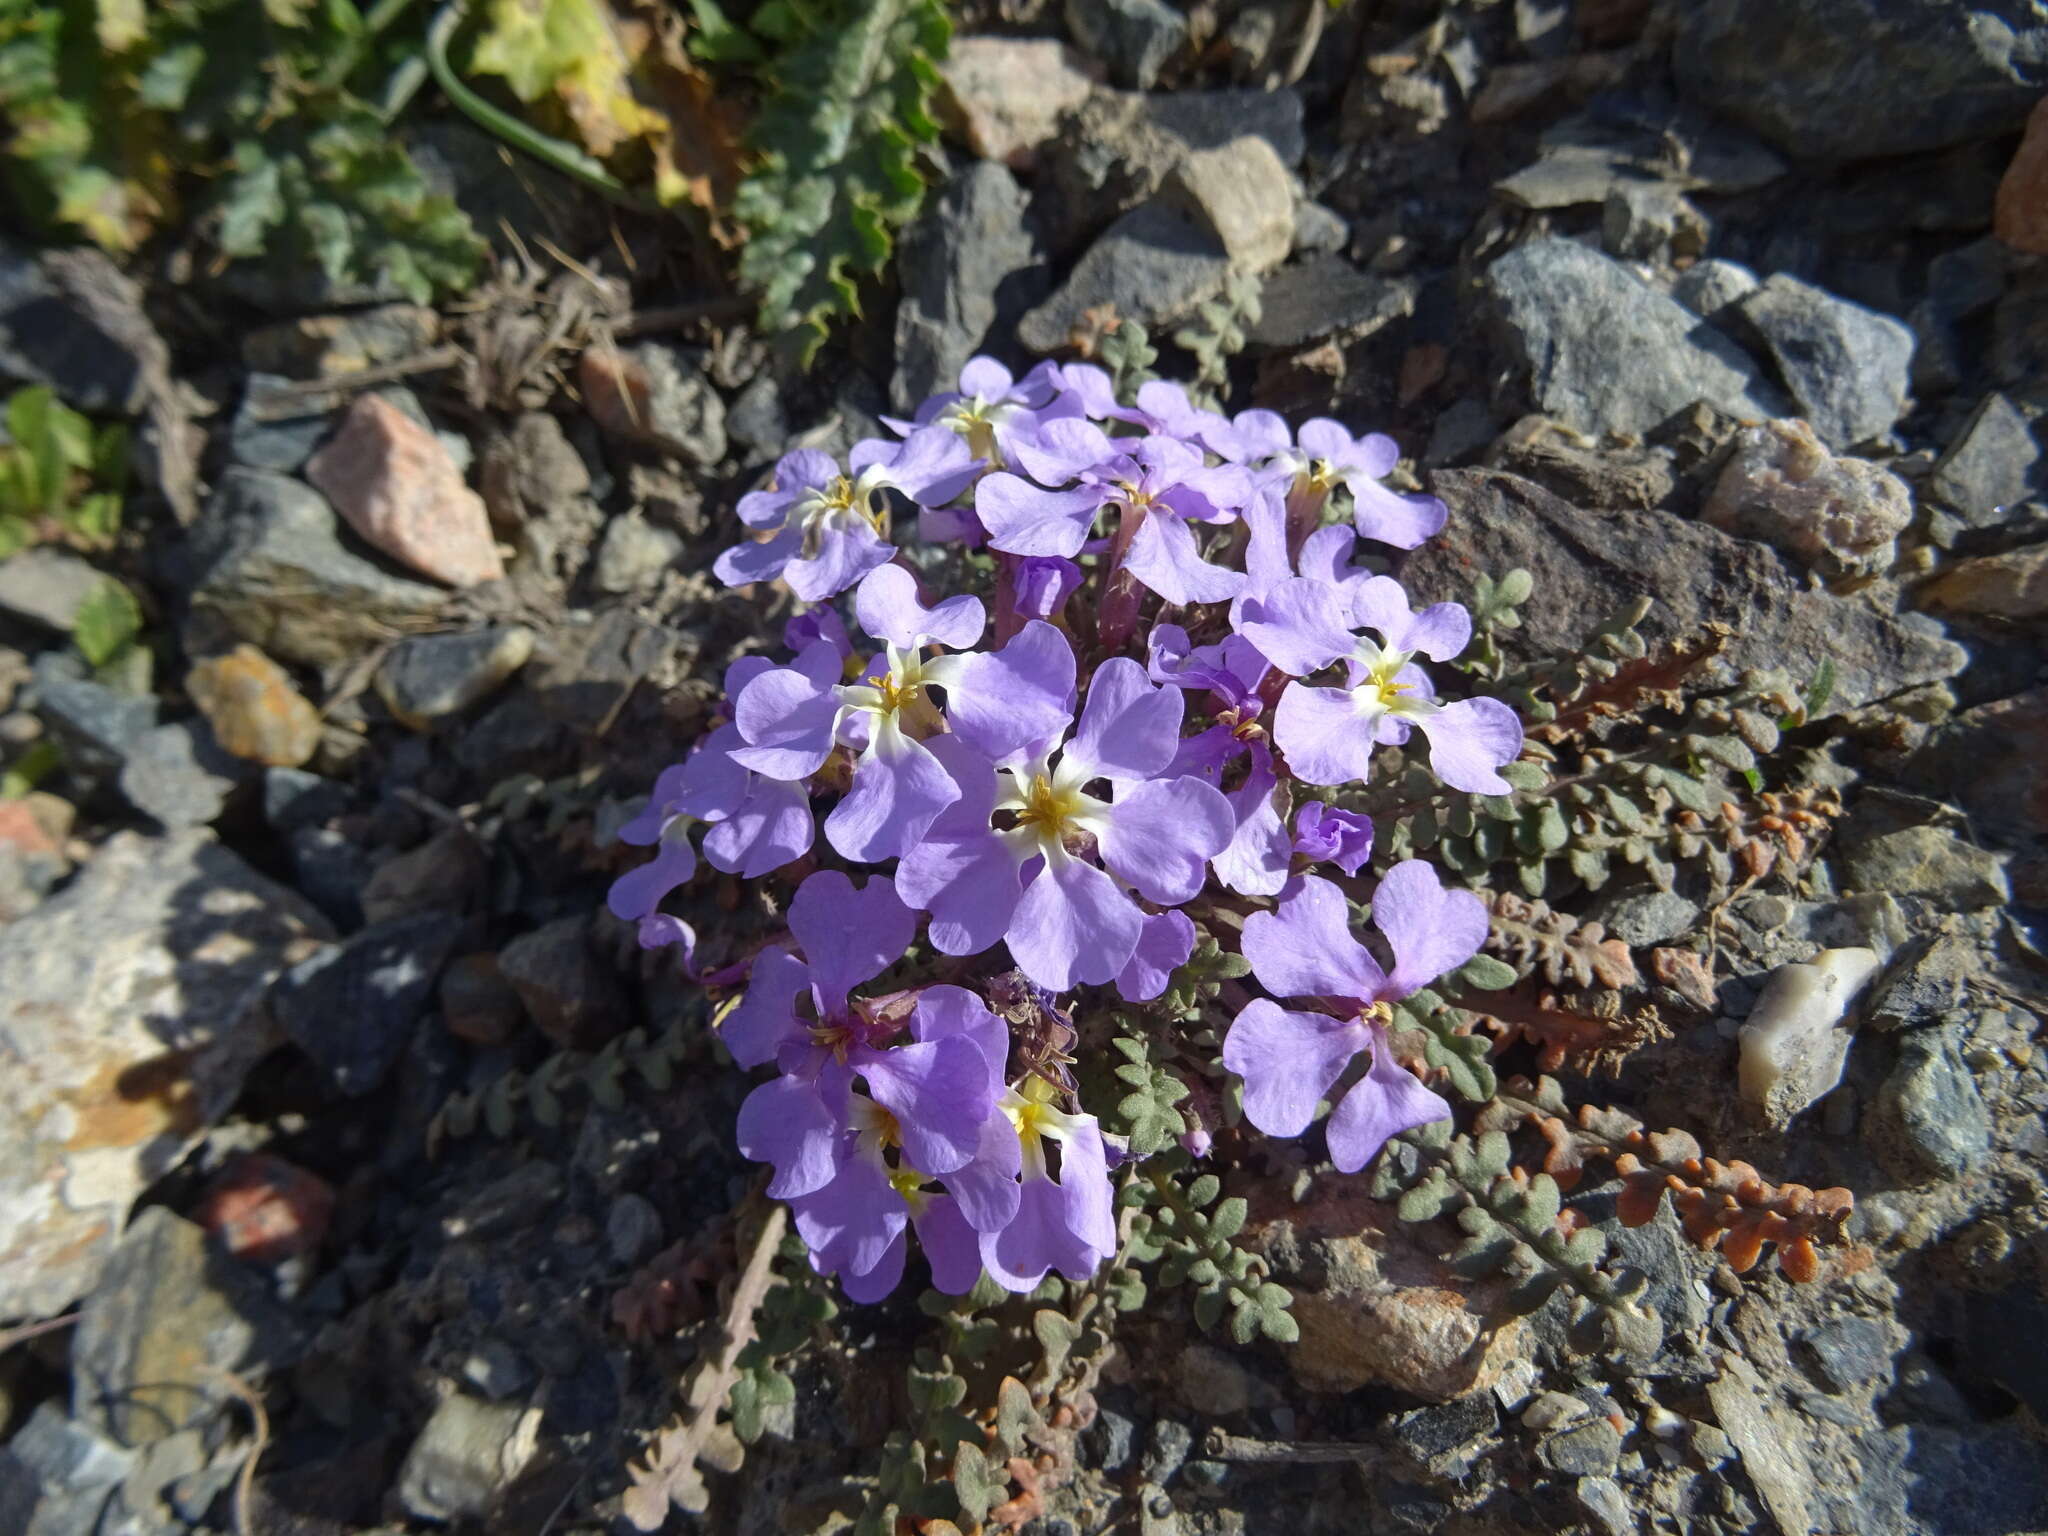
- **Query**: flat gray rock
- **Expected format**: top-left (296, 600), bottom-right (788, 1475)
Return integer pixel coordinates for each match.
top-left (0, 831), bottom-right (331, 1322)
top-left (1483, 238), bottom-right (1788, 438)
top-left (1404, 470), bottom-right (1967, 713)
top-left (1930, 391), bottom-right (2040, 525)
top-left (1735, 274), bottom-right (1915, 449)
top-left (1019, 201), bottom-right (1231, 355)
top-left (1676, 0), bottom-right (2048, 161)
top-left (0, 547), bottom-right (105, 633)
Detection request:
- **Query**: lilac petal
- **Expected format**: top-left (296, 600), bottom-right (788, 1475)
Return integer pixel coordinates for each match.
top-left (731, 665), bottom-right (841, 780)
top-left (1115, 909), bottom-right (1196, 1003)
top-left (1325, 1025), bottom-right (1451, 1173)
top-left (699, 775), bottom-right (813, 877)
top-left (736, 482), bottom-right (802, 531)
top-left (793, 1148), bottom-right (906, 1276)
top-left (1371, 859), bottom-right (1489, 998)
top-left (1067, 656), bottom-right (1183, 781)
top-left (839, 1229), bottom-right (909, 1303)
top-left (1272, 682), bottom-right (1377, 787)
top-left (1167, 722), bottom-right (1241, 782)
top-left (1296, 524), bottom-right (1361, 587)
top-left (826, 721), bottom-right (960, 862)
top-left (1212, 752), bottom-right (1292, 898)
top-left (854, 562), bottom-right (985, 650)
top-left (1236, 577), bottom-right (1357, 677)
top-left (857, 1037), bottom-right (994, 1176)
top-left (637, 913), bottom-right (697, 958)
top-left (737, 1073), bottom-right (844, 1198)
top-left (983, 1176), bottom-right (1085, 1292)
top-left (1239, 489), bottom-right (1292, 594)
top-left (1240, 873), bottom-right (1386, 1001)
top-left (1351, 482), bottom-right (1446, 549)
top-left (958, 355), bottom-right (1015, 399)
top-left (673, 727), bottom-right (754, 824)
top-left (946, 620), bottom-right (1077, 765)
top-left (920, 503), bottom-right (986, 545)
top-left (1171, 463), bottom-right (1257, 519)
top-left (785, 605), bottom-right (853, 660)
top-left (1232, 408), bottom-right (1293, 459)
top-left (861, 424), bottom-right (980, 504)
top-left (1007, 856), bottom-right (1143, 992)
top-left (1053, 364), bottom-right (1125, 423)
top-left (774, 448), bottom-right (841, 496)
top-left (911, 1196), bottom-right (985, 1294)
top-left (713, 525), bottom-right (803, 588)
top-left (1010, 555), bottom-right (1083, 623)
top-left (724, 654), bottom-right (778, 697)
top-left (978, 473), bottom-right (1107, 558)
top-left (1011, 417), bottom-right (1115, 485)
top-left (1296, 418), bottom-right (1356, 463)
top-left (1392, 601), bottom-right (1471, 662)
top-left (910, 984), bottom-right (1009, 1087)
top-left (893, 740), bottom-right (1028, 956)
top-left (1415, 696), bottom-right (1523, 795)
top-left (788, 870), bottom-right (916, 1012)
top-left (1348, 574), bottom-right (1412, 637)
top-left (1049, 1116), bottom-right (1117, 1259)
top-left (606, 838), bottom-right (697, 922)
top-left (943, 1113), bottom-right (1025, 1232)
top-left (1222, 1000), bottom-right (1363, 1139)
top-left (721, 947), bottom-right (813, 1068)
top-left (619, 764), bottom-right (689, 843)
top-left (1292, 800), bottom-right (1375, 876)
top-left (1012, 359), bottom-right (1065, 408)
top-left (1098, 777), bottom-right (1234, 904)
top-left (785, 518), bottom-right (894, 602)
top-left (1122, 512), bottom-right (1247, 606)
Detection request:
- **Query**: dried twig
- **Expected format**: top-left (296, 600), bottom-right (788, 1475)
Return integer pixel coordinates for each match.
top-left (623, 1199), bottom-right (788, 1529)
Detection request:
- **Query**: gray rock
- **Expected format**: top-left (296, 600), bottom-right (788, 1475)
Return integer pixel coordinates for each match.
top-left (227, 373), bottom-right (336, 473)
top-left (241, 303), bottom-right (438, 381)
top-left (72, 1208), bottom-right (301, 1446)
top-left (1573, 1476), bottom-right (1633, 1536)
top-left (1865, 932), bottom-right (1973, 1032)
top-left (1424, 399), bottom-right (1499, 467)
top-left (1065, 0), bottom-right (1187, 89)
top-left (1141, 1418), bottom-right (1194, 1483)
top-left (1291, 201), bottom-right (1349, 256)
top-left (273, 912), bottom-right (463, 1095)
top-left (606, 1192), bottom-right (664, 1267)
top-left (891, 161), bottom-right (1045, 411)
top-left (725, 374), bottom-right (789, 460)
top-left (479, 410), bottom-right (593, 529)
top-left (263, 766), bottom-right (351, 832)
top-left (1898, 1420), bottom-right (2048, 1536)
top-left (286, 824), bottom-right (372, 931)
top-left (1392, 1394), bottom-right (1498, 1466)
top-left (1700, 418), bottom-right (1914, 579)
top-left (1930, 392), bottom-right (2040, 525)
top-left (1483, 239), bottom-right (1788, 439)
top-left (117, 721), bottom-right (249, 829)
top-left (30, 655), bottom-right (158, 778)
top-left (376, 626), bottom-right (534, 728)
top-left (395, 1396), bottom-right (542, 1524)
top-left (1407, 471), bottom-right (1967, 713)
top-left (1539, 1419), bottom-right (1622, 1477)
top-left (1086, 1397), bottom-right (1139, 1471)
top-left (1991, 266), bottom-right (2048, 390)
top-left (591, 513), bottom-right (683, 595)
top-left (1839, 824), bottom-right (2009, 907)
top-left (1587, 889), bottom-right (1701, 948)
top-left (499, 914), bottom-right (628, 1051)
top-left (1672, 258), bottom-right (1759, 319)
top-left (1147, 89), bottom-right (1304, 168)
top-left (1494, 151), bottom-right (1650, 212)
top-left (1601, 182), bottom-right (1704, 260)
top-left (1250, 258), bottom-right (1416, 349)
top-left (185, 468), bottom-right (448, 668)
top-left (0, 242), bottom-right (166, 416)
top-left (1866, 1026), bottom-right (1991, 1180)
top-left (0, 831), bottom-right (332, 1321)
top-left (1928, 238), bottom-right (2010, 321)
top-left (1735, 274), bottom-right (1915, 449)
top-left (7, 1402), bottom-right (136, 1491)
top-left (586, 344), bottom-right (727, 466)
top-left (1514, 0), bottom-right (1571, 56)
top-left (1019, 201), bottom-right (1231, 355)
top-left (1675, 0), bottom-right (2048, 162)
top-left (462, 1339), bottom-right (536, 1402)
top-left (0, 547), bottom-right (106, 633)
top-left (1801, 1316), bottom-right (1892, 1392)
top-left (1160, 137), bottom-right (1295, 274)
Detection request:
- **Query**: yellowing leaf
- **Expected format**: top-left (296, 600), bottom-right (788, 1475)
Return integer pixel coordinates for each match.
top-left (470, 0), bottom-right (663, 157)
top-left (94, 0), bottom-right (147, 51)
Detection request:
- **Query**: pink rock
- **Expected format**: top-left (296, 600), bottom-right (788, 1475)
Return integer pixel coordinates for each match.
top-left (306, 395), bottom-right (504, 588)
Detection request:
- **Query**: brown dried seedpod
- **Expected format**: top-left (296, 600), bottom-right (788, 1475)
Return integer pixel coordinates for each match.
top-left (1480, 1077), bottom-right (1854, 1282)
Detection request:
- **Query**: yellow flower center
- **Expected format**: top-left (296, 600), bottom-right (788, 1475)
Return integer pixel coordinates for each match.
top-left (1014, 772), bottom-right (1086, 842)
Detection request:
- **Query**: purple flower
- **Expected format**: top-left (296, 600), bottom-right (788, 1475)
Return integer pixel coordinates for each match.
top-left (1258, 417), bottom-right (1447, 551)
top-left (731, 874), bottom-right (999, 1203)
top-left (981, 1077), bottom-right (1117, 1291)
top-left (1222, 863), bottom-right (1480, 1172)
top-left (884, 356), bottom-right (1076, 469)
top-left (1116, 909), bottom-right (1196, 1003)
top-left (1237, 574), bottom-right (1523, 794)
top-left (1292, 800), bottom-right (1375, 875)
top-left (1231, 485), bottom-right (1373, 627)
top-left (714, 429), bottom-right (981, 601)
top-left (731, 565), bottom-right (984, 861)
top-left (787, 983), bottom-right (1023, 1300)
top-left (895, 622), bottom-right (1233, 992)
top-left (977, 426), bottom-right (1251, 606)
top-left (995, 554), bottom-right (1085, 642)
top-left (1147, 625), bottom-right (1293, 898)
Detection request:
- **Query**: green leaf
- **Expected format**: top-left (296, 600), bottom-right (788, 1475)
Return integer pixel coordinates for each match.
top-left (72, 578), bottom-right (141, 669)
top-left (1454, 953), bottom-right (1519, 992)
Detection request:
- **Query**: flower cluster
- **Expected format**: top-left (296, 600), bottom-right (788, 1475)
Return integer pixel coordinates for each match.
top-left (611, 356), bottom-right (1519, 1299)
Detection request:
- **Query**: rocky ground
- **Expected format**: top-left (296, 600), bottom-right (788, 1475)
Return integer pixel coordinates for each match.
top-left (2, 0), bottom-right (2047, 1533)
